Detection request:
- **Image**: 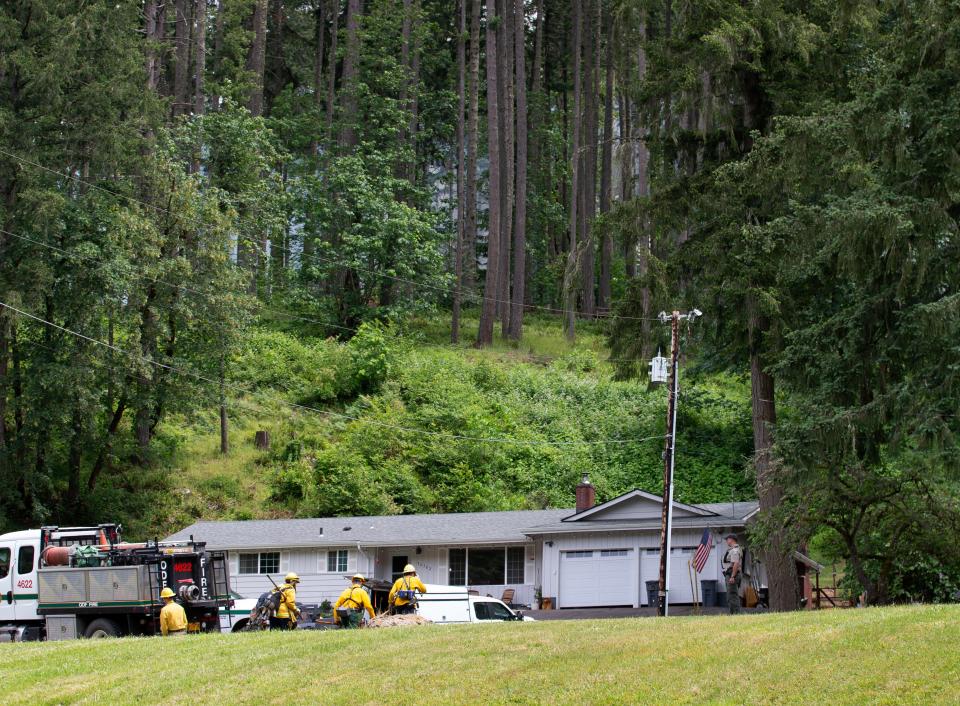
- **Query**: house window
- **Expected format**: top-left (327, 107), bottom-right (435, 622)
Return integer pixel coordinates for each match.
top-left (448, 549), bottom-right (466, 585)
top-left (506, 547), bottom-right (525, 584)
top-left (327, 550), bottom-right (348, 573)
top-left (467, 548), bottom-right (505, 585)
top-left (565, 550), bottom-right (594, 559)
top-left (600, 549), bottom-right (629, 558)
top-left (238, 552), bottom-right (280, 575)
top-left (449, 547), bottom-right (530, 586)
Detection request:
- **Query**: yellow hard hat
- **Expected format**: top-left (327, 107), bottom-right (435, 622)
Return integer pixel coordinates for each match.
top-left (352, 573), bottom-right (366, 582)
top-left (160, 587), bottom-right (176, 599)
top-left (284, 572), bottom-right (300, 584)
top-left (403, 564), bottom-right (416, 574)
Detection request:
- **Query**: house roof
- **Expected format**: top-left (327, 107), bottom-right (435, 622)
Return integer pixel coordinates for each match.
top-left (524, 501), bottom-right (759, 535)
top-left (164, 494), bottom-right (759, 550)
top-left (164, 508), bottom-right (572, 550)
top-left (562, 489), bottom-right (716, 522)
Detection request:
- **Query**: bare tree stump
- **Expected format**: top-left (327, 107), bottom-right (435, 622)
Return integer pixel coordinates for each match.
top-left (254, 430), bottom-right (271, 450)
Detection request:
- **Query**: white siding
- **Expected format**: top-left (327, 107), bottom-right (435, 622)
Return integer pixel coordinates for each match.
top-left (542, 528), bottom-right (733, 608)
top-left (372, 544), bottom-right (537, 607)
top-left (228, 547), bottom-right (360, 604)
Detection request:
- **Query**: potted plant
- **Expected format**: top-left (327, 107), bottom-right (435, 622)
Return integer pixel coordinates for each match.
top-left (534, 586), bottom-right (543, 610)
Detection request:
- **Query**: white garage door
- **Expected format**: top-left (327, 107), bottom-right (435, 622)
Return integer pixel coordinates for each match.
top-left (641, 548), bottom-right (695, 605)
top-left (559, 549), bottom-right (635, 608)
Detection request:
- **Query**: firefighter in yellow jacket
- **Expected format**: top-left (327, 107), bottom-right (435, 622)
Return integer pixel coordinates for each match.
top-left (334, 574), bottom-right (376, 628)
top-left (271, 572), bottom-right (302, 630)
top-left (389, 564), bottom-right (427, 615)
top-left (159, 587), bottom-right (187, 636)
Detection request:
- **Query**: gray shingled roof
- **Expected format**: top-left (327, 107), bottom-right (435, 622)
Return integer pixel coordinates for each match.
top-left (165, 509), bottom-right (573, 550)
top-left (523, 501), bottom-right (759, 535)
top-left (165, 499), bottom-right (759, 550)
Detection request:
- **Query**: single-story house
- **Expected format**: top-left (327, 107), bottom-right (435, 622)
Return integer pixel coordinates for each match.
top-left (166, 476), bottom-right (759, 609)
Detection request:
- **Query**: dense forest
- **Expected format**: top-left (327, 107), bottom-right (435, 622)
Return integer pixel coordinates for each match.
top-left (0, 0), bottom-right (958, 608)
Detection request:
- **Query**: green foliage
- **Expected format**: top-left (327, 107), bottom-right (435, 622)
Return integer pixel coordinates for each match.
top-left (266, 342), bottom-right (754, 518)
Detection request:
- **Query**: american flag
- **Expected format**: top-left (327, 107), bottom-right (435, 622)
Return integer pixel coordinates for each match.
top-left (693, 528), bottom-right (713, 573)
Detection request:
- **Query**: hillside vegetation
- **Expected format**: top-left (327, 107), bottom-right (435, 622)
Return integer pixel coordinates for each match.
top-left (4, 606), bottom-right (958, 705)
top-left (121, 315), bottom-right (753, 539)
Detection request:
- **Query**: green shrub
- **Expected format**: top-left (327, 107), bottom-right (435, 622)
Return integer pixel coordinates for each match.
top-left (229, 329), bottom-right (357, 403)
top-left (347, 321), bottom-right (397, 393)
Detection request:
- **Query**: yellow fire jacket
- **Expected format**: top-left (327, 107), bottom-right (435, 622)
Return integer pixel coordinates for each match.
top-left (389, 575), bottom-right (427, 606)
top-left (334, 585), bottom-right (376, 621)
top-left (160, 601), bottom-right (187, 635)
top-left (275, 584), bottom-right (300, 620)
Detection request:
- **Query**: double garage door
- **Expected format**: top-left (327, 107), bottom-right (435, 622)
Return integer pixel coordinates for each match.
top-left (559, 548), bottom-right (696, 607)
top-left (559, 549), bottom-right (636, 608)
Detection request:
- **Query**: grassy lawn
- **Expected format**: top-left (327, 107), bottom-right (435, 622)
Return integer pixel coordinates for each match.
top-left (4, 606), bottom-right (959, 705)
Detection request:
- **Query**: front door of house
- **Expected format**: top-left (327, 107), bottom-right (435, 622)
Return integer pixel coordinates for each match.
top-left (390, 555), bottom-right (409, 583)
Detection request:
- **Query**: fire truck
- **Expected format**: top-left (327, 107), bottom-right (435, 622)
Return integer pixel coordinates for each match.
top-left (0, 523), bottom-right (231, 641)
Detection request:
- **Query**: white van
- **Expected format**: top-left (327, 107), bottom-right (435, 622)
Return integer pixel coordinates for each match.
top-left (416, 585), bottom-right (534, 624)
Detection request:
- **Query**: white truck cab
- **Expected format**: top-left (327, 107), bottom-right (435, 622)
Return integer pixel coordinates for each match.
top-left (0, 529), bottom-right (41, 637)
top-left (416, 584), bottom-right (534, 624)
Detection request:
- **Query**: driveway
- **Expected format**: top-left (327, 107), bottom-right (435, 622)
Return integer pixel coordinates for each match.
top-left (524, 606), bottom-right (759, 620)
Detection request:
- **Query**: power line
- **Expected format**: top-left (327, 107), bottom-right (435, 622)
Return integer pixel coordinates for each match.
top-left (0, 147), bottom-right (662, 323)
top-left (0, 225), bottom-right (648, 364)
top-left (0, 300), bottom-right (664, 447)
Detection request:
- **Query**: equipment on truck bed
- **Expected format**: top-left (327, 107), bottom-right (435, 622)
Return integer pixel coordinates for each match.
top-left (0, 523), bottom-right (232, 642)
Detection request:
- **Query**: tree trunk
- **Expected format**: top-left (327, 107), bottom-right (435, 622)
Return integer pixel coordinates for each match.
top-left (508, 0), bottom-right (527, 340)
top-left (477, 0), bottom-right (501, 346)
top-left (464, 0), bottom-right (481, 295)
top-left (326, 0), bottom-right (340, 138)
top-left (563, 0), bottom-right (582, 342)
top-left (193, 0), bottom-right (206, 115)
top-left (212, 0), bottom-right (225, 107)
top-left (219, 354), bottom-right (229, 454)
top-left (597, 6), bottom-right (614, 313)
top-left (579, 0), bottom-right (599, 317)
top-left (399, 0), bottom-right (413, 175)
top-left (145, 1), bottom-right (163, 92)
top-left (174, 0), bottom-right (192, 117)
top-left (408, 1), bottom-right (422, 184)
top-left (496, 0), bottom-right (514, 333)
top-left (310, 1), bottom-right (326, 156)
top-left (338, 0), bottom-right (362, 148)
top-left (452, 0), bottom-right (466, 343)
top-left (749, 298), bottom-right (796, 611)
top-left (246, 0), bottom-right (268, 116)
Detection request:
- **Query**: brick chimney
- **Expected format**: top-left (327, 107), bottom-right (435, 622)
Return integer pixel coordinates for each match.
top-left (575, 473), bottom-right (596, 513)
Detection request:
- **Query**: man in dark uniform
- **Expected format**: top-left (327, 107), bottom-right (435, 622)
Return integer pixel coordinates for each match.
top-left (721, 534), bottom-right (743, 614)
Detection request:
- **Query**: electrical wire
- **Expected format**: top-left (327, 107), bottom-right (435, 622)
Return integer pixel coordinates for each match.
top-left (0, 146), bottom-right (663, 323)
top-left (0, 225), bottom-right (648, 364)
top-left (0, 299), bottom-right (666, 447)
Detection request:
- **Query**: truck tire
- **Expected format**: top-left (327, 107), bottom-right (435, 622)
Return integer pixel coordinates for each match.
top-left (84, 619), bottom-right (121, 639)
top-left (231, 619), bottom-right (248, 633)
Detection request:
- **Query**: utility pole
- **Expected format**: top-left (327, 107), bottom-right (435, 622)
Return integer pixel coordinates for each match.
top-left (656, 308), bottom-right (701, 617)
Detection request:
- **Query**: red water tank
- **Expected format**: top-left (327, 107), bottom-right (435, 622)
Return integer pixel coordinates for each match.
top-left (42, 545), bottom-right (71, 566)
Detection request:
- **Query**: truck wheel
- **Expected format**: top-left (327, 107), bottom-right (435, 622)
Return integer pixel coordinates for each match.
top-left (84, 619), bottom-right (121, 639)
top-left (232, 619), bottom-right (249, 633)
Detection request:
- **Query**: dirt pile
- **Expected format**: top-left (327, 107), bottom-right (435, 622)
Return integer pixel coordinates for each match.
top-left (366, 614), bottom-right (432, 629)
